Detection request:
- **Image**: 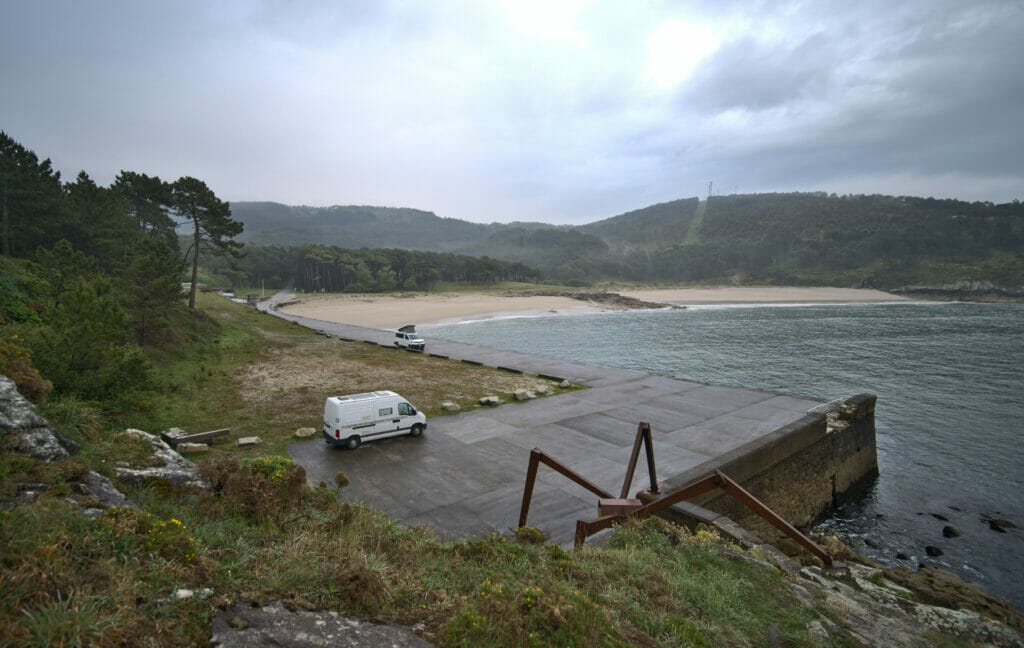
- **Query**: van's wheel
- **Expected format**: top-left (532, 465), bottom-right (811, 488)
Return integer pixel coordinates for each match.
top-left (345, 435), bottom-right (361, 450)
top-left (410, 424), bottom-right (424, 437)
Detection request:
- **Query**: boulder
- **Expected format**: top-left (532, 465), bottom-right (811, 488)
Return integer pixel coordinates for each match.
top-left (78, 471), bottom-right (135, 509)
top-left (513, 389), bottom-right (535, 401)
top-left (237, 436), bottom-right (262, 446)
top-left (293, 427), bottom-right (316, 438)
top-left (479, 396), bottom-right (501, 406)
top-left (0, 375), bottom-right (79, 462)
top-left (441, 401), bottom-right (460, 412)
top-left (534, 385), bottom-right (550, 395)
top-left (114, 429), bottom-right (210, 490)
top-left (559, 380), bottom-right (572, 389)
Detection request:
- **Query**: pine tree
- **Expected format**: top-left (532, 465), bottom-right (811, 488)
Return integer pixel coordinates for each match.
top-left (171, 176), bottom-right (243, 311)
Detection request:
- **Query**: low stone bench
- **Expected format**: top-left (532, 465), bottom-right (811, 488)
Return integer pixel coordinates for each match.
top-left (161, 427), bottom-right (230, 447)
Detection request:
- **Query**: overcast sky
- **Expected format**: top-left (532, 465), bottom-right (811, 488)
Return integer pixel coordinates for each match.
top-left (1, 1), bottom-right (1021, 224)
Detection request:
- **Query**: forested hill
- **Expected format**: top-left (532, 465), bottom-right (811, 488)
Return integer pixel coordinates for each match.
top-left (235, 193), bottom-right (1024, 288)
top-left (231, 202), bottom-right (554, 251)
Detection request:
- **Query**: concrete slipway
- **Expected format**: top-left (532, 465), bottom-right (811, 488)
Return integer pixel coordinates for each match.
top-left (260, 294), bottom-right (826, 546)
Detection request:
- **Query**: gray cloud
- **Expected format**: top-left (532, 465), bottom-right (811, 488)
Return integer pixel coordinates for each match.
top-left (1, 0), bottom-right (1020, 225)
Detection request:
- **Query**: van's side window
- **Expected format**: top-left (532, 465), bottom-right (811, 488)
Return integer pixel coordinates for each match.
top-left (379, 407), bottom-right (393, 417)
top-left (398, 403), bottom-right (414, 416)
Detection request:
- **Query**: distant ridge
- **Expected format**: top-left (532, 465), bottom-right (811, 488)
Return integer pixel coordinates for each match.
top-left (232, 192), bottom-right (1024, 289)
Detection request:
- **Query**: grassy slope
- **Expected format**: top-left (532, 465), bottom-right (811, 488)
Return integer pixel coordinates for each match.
top-left (0, 292), bottom-right (951, 647)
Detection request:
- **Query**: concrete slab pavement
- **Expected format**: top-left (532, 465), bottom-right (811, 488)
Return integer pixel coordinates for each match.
top-left (265, 291), bottom-right (828, 546)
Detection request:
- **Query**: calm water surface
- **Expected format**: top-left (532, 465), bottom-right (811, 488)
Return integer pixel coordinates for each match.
top-left (427, 302), bottom-right (1024, 608)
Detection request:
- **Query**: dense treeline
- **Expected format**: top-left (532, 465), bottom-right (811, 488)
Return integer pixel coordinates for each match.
top-left (234, 192), bottom-right (1024, 286)
top-left (199, 243), bottom-right (542, 292)
top-left (0, 132), bottom-right (240, 409)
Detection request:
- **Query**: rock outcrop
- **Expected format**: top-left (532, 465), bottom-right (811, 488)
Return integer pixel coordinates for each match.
top-left (0, 375), bottom-right (79, 461)
top-left (114, 429), bottom-right (211, 490)
top-left (210, 602), bottom-right (433, 648)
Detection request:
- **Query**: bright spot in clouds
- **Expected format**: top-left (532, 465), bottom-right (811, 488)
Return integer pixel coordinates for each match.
top-left (646, 20), bottom-right (719, 88)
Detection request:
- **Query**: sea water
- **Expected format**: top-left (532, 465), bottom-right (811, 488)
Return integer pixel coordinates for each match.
top-left (427, 301), bottom-right (1024, 608)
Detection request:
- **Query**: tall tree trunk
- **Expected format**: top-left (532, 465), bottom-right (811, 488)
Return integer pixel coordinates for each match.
top-left (2, 175), bottom-right (9, 257)
top-left (189, 218), bottom-right (200, 311)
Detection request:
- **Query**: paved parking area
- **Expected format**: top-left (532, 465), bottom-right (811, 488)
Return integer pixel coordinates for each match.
top-left (268, 294), bottom-right (823, 545)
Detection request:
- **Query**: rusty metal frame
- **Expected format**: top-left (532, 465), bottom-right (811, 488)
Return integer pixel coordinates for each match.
top-left (516, 421), bottom-right (837, 569)
top-left (574, 470), bottom-right (836, 568)
top-left (619, 422), bottom-right (659, 498)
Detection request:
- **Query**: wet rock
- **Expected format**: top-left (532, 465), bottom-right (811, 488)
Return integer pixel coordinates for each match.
top-left (896, 552), bottom-right (910, 560)
top-left (114, 429), bottom-right (210, 489)
top-left (986, 518), bottom-right (1016, 533)
top-left (930, 513), bottom-right (949, 522)
top-left (0, 375), bottom-right (79, 462)
top-left (210, 602), bottom-right (433, 647)
top-left (942, 526), bottom-right (961, 538)
top-left (925, 546), bottom-right (944, 557)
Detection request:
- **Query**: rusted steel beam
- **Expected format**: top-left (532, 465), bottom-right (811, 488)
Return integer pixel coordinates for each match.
top-left (574, 514), bottom-right (619, 547)
top-left (620, 422), bottom-right (659, 498)
top-left (713, 471), bottom-right (834, 569)
top-left (642, 424), bottom-right (659, 495)
top-left (518, 449), bottom-right (542, 528)
top-left (518, 448), bottom-right (613, 529)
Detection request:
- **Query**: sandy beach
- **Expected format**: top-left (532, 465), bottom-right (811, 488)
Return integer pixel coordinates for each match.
top-left (277, 287), bottom-right (909, 330)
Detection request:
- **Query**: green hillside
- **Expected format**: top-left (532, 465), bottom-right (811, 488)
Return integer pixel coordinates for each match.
top-left (235, 193), bottom-right (1024, 289)
top-left (231, 202), bottom-right (554, 252)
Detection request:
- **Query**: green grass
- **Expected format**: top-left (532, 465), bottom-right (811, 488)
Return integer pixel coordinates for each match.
top-left (1, 459), bottom-right (831, 647)
top-left (89, 291), bottom-right (575, 459)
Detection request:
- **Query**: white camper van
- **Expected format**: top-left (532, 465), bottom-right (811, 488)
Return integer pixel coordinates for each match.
top-left (322, 390), bottom-right (427, 449)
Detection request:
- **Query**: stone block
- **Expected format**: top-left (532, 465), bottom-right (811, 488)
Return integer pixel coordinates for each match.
top-left (177, 442), bottom-right (209, 453)
top-left (236, 436), bottom-right (262, 446)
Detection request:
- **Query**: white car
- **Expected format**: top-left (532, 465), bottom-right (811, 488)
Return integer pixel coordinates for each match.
top-left (394, 324), bottom-right (425, 351)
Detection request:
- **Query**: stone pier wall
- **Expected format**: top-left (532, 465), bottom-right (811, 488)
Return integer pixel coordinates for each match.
top-left (653, 393), bottom-right (878, 539)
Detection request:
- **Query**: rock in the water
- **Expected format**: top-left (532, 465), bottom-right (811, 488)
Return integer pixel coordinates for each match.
top-left (986, 518), bottom-right (1015, 533)
top-left (942, 525), bottom-right (961, 538)
top-left (236, 436), bottom-right (262, 446)
top-left (114, 429), bottom-right (210, 489)
top-left (293, 427), bottom-right (316, 438)
top-left (210, 601), bottom-right (434, 647)
top-left (0, 375), bottom-right (79, 461)
top-left (925, 545), bottom-right (944, 557)
top-left (441, 401), bottom-right (460, 412)
top-left (479, 396), bottom-right (500, 406)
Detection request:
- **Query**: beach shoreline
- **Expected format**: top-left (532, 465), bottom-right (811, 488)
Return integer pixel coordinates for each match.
top-left (276, 286), bottom-right (911, 330)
